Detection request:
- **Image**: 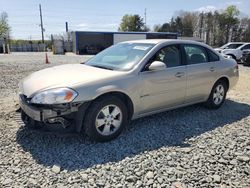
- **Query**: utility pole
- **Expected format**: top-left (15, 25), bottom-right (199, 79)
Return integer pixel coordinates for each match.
top-left (199, 12), bottom-right (204, 39)
top-left (144, 8), bottom-right (147, 26)
top-left (65, 22), bottom-right (68, 32)
top-left (39, 4), bottom-right (44, 44)
top-left (65, 22), bottom-right (69, 42)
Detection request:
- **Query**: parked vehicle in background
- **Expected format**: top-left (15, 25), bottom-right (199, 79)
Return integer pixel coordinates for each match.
top-left (214, 42), bottom-right (245, 53)
top-left (221, 43), bottom-right (250, 61)
top-left (19, 39), bottom-right (239, 142)
top-left (242, 50), bottom-right (250, 66)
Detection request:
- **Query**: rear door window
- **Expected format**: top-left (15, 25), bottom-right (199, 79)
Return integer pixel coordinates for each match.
top-left (183, 45), bottom-right (208, 65)
top-left (207, 49), bottom-right (220, 62)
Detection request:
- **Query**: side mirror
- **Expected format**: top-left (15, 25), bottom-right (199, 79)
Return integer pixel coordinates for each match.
top-left (148, 61), bottom-right (166, 71)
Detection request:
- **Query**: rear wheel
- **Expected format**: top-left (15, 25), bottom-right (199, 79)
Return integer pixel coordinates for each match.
top-left (205, 80), bottom-right (227, 109)
top-left (84, 96), bottom-right (128, 142)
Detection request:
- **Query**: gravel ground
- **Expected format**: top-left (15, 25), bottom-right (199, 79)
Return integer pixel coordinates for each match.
top-left (0, 52), bottom-right (250, 188)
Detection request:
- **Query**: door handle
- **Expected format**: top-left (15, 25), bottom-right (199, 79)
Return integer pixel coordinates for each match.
top-left (209, 67), bottom-right (215, 72)
top-left (175, 72), bottom-right (185, 78)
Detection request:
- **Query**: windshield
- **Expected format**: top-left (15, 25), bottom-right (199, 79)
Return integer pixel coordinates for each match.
top-left (221, 43), bottom-right (244, 49)
top-left (85, 43), bottom-right (155, 71)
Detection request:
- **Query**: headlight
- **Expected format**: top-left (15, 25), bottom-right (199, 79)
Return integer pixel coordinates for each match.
top-left (30, 88), bottom-right (78, 104)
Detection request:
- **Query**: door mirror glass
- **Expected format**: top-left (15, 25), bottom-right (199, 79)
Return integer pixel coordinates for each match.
top-left (148, 61), bottom-right (166, 71)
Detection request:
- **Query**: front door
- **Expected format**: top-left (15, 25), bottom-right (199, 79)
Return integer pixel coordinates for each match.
top-left (139, 44), bottom-right (187, 114)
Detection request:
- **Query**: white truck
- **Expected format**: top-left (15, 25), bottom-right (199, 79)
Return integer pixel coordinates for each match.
top-left (215, 42), bottom-right (250, 61)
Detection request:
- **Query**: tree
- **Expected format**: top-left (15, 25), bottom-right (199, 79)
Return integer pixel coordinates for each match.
top-left (223, 5), bottom-right (240, 42)
top-left (241, 18), bottom-right (250, 42)
top-left (153, 24), bottom-right (162, 32)
top-left (0, 12), bottom-right (10, 38)
top-left (119, 14), bottom-right (147, 32)
top-left (153, 12), bottom-right (198, 36)
top-left (181, 12), bottom-right (198, 37)
top-left (134, 5), bottom-right (249, 46)
top-left (191, 6), bottom-right (242, 46)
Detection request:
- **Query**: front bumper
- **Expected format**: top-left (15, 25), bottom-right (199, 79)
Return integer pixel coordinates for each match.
top-left (19, 94), bottom-right (80, 122)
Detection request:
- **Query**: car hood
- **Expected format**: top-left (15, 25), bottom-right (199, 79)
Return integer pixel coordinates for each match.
top-left (222, 49), bottom-right (237, 53)
top-left (214, 48), bottom-right (222, 51)
top-left (20, 64), bottom-right (124, 97)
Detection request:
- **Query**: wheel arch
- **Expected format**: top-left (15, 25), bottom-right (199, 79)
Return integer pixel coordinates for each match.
top-left (93, 91), bottom-right (134, 121)
top-left (214, 76), bottom-right (230, 91)
top-left (77, 90), bottom-right (135, 133)
top-left (226, 53), bottom-right (236, 60)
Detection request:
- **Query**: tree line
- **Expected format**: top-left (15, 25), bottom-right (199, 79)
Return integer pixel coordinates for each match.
top-left (119, 5), bottom-right (250, 47)
top-left (1, 5), bottom-right (250, 48)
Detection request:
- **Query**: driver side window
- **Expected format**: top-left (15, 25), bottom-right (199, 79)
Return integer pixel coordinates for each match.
top-left (152, 45), bottom-right (182, 68)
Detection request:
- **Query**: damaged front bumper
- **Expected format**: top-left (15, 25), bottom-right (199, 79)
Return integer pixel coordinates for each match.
top-left (19, 94), bottom-right (89, 132)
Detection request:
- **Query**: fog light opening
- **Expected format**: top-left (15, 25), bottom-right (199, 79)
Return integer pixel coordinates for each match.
top-left (47, 117), bottom-right (71, 128)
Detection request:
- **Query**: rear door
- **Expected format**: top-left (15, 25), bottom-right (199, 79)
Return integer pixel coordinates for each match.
top-left (183, 44), bottom-right (217, 103)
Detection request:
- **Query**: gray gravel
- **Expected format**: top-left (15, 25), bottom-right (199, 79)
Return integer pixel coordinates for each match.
top-left (0, 52), bottom-right (250, 187)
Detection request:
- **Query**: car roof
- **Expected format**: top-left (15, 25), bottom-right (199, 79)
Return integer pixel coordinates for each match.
top-left (240, 42), bottom-right (250, 45)
top-left (121, 39), bottom-right (217, 51)
top-left (236, 42), bottom-right (250, 49)
top-left (227, 42), bottom-right (245, 44)
top-left (122, 39), bottom-right (206, 45)
top-left (122, 39), bottom-right (224, 58)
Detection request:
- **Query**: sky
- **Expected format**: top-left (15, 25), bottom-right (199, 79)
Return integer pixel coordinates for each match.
top-left (0, 0), bottom-right (250, 40)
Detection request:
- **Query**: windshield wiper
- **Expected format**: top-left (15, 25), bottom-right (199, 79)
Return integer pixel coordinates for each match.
top-left (92, 65), bottom-right (114, 70)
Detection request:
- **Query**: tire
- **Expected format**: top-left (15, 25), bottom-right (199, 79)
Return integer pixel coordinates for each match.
top-left (83, 96), bottom-right (128, 142)
top-left (205, 80), bottom-right (227, 109)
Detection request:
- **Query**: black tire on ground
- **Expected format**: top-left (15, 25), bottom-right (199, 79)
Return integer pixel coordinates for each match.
top-left (205, 80), bottom-right (227, 109)
top-left (83, 96), bottom-right (128, 142)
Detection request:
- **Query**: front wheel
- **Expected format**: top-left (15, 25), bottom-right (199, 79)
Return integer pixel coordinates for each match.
top-left (205, 80), bottom-right (227, 109)
top-left (83, 96), bottom-right (128, 142)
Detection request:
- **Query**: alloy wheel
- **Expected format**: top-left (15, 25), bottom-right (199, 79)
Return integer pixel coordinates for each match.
top-left (213, 84), bottom-right (225, 105)
top-left (95, 105), bottom-right (123, 136)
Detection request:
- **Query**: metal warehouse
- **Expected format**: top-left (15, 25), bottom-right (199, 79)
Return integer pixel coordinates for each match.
top-left (71, 31), bottom-right (178, 54)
